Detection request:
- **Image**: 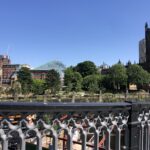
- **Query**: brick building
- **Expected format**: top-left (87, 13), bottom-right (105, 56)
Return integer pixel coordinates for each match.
top-left (0, 55), bottom-right (21, 85)
top-left (0, 54), bottom-right (62, 86)
top-left (2, 64), bottom-right (21, 84)
top-left (0, 54), bottom-right (50, 85)
top-left (0, 55), bottom-right (11, 68)
top-left (30, 70), bottom-right (49, 80)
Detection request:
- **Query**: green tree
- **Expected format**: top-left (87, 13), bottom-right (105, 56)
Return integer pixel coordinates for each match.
top-left (45, 69), bottom-right (61, 94)
top-left (17, 67), bottom-right (32, 94)
top-left (110, 64), bottom-right (127, 91)
top-left (101, 74), bottom-right (112, 91)
top-left (127, 64), bottom-right (150, 89)
top-left (71, 72), bottom-right (83, 92)
top-left (75, 61), bottom-right (97, 77)
top-left (31, 79), bottom-right (46, 95)
top-left (82, 74), bottom-right (102, 93)
top-left (64, 67), bottom-right (82, 92)
top-left (64, 67), bottom-right (74, 92)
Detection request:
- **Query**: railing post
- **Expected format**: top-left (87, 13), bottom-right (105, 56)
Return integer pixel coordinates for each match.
top-left (144, 124), bottom-right (148, 150)
top-left (94, 130), bottom-right (99, 150)
top-left (81, 130), bottom-right (87, 150)
top-left (141, 123), bottom-right (144, 150)
top-left (124, 126), bottom-right (129, 149)
top-left (36, 133), bottom-right (42, 150)
top-left (1, 130), bottom-right (8, 150)
top-left (127, 101), bottom-right (141, 150)
top-left (2, 139), bottom-right (8, 150)
top-left (67, 132), bottom-right (72, 150)
top-left (20, 137), bottom-right (26, 150)
top-left (106, 129), bottom-right (111, 150)
top-left (53, 132), bottom-right (58, 150)
top-left (115, 128), bottom-right (121, 150)
top-left (147, 121), bottom-right (150, 150)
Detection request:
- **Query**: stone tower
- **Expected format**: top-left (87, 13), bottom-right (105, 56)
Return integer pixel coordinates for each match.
top-left (145, 22), bottom-right (150, 64)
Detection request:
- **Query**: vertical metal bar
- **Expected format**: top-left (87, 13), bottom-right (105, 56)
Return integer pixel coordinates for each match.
top-left (106, 129), bottom-right (111, 150)
top-left (148, 122), bottom-right (150, 150)
top-left (2, 139), bottom-right (8, 150)
top-left (53, 133), bottom-right (58, 150)
top-left (115, 128), bottom-right (121, 150)
top-left (63, 134), bottom-right (66, 150)
top-left (124, 126), bottom-right (129, 149)
top-left (37, 133), bottom-right (42, 150)
top-left (141, 123), bottom-right (144, 150)
top-left (20, 138), bottom-right (26, 150)
top-left (81, 130), bottom-right (87, 150)
top-left (145, 125), bottom-right (148, 150)
top-left (19, 131), bottom-right (25, 150)
top-left (94, 130), bottom-right (99, 150)
top-left (0, 130), bottom-right (8, 150)
top-left (67, 133), bottom-right (72, 150)
top-left (139, 126), bottom-right (142, 150)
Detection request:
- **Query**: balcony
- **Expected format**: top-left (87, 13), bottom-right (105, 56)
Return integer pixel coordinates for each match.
top-left (0, 101), bottom-right (149, 150)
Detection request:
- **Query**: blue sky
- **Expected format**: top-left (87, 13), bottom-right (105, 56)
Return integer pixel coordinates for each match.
top-left (0, 0), bottom-right (149, 68)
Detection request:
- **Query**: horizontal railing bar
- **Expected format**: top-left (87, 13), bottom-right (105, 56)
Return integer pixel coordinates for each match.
top-left (0, 102), bottom-right (132, 112)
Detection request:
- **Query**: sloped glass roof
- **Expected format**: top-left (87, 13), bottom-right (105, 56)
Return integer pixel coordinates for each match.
top-left (35, 61), bottom-right (66, 77)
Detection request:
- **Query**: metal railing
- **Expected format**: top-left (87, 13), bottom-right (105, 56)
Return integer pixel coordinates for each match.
top-left (0, 101), bottom-right (149, 150)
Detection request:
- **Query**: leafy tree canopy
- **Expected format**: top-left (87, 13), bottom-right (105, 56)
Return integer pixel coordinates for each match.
top-left (82, 74), bottom-right (102, 93)
top-left (17, 67), bottom-right (32, 94)
top-left (45, 69), bottom-right (61, 94)
top-left (110, 64), bottom-right (127, 90)
top-left (31, 79), bottom-right (46, 95)
top-left (127, 64), bottom-right (150, 88)
top-left (64, 67), bottom-right (82, 92)
top-left (75, 61), bottom-right (97, 77)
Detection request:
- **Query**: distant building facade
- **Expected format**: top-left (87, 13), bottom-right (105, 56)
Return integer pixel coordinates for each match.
top-left (0, 55), bottom-right (11, 68)
top-left (0, 55), bottom-right (27, 85)
top-left (98, 62), bottom-right (110, 75)
top-left (139, 39), bottom-right (146, 64)
top-left (2, 64), bottom-right (21, 84)
top-left (0, 54), bottom-right (51, 85)
top-left (139, 23), bottom-right (150, 71)
top-left (0, 55), bottom-right (65, 86)
top-left (31, 70), bottom-right (49, 80)
top-left (145, 23), bottom-right (150, 63)
top-left (0, 55), bottom-right (21, 84)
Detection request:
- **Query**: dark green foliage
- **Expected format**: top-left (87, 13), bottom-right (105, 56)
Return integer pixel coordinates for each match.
top-left (17, 67), bottom-right (33, 94)
top-left (71, 72), bottom-right (83, 92)
top-left (109, 64), bottom-right (127, 91)
top-left (127, 64), bottom-right (150, 89)
top-left (82, 74), bottom-right (102, 93)
top-left (64, 67), bottom-right (82, 92)
top-left (31, 79), bottom-right (46, 95)
top-left (101, 75), bottom-right (112, 91)
top-left (45, 69), bottom-right (61, 94)
top-left (75, 61), bottom-right (97, 77)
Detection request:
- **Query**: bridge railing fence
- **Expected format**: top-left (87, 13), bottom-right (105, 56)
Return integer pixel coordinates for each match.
top-left (0, 101), bottom-right (149, 150)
